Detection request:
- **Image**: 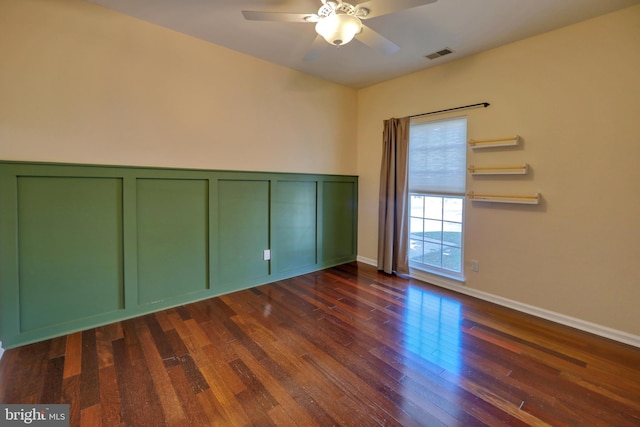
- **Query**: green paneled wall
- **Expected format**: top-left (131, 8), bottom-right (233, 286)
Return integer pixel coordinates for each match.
top-left (136, 179), bottom-right (209, 305)
top-left (322, 181), bottom-right (358, 265)
top-left (17, 177), bottom-right (124, 332)
top-left (217, 180), bottom-right (270, 292)
top-left (0, 162), bottom-right (357, 348)
top-left (272, 180), bottom-right (317, 274)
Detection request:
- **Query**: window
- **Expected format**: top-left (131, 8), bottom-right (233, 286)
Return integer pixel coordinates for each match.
top-left (408, 116), bottom-right (467, 278)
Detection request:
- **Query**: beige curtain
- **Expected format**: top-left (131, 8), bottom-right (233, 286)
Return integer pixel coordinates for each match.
top-left (377, 117), bottom-right (410, 275)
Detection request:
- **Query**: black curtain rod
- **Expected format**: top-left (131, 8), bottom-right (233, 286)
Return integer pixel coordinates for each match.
top-left (409, 102), bottom-right (490, 119)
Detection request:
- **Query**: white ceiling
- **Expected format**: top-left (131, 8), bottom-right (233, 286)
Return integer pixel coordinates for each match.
top-left (86, 0), bottom-right (639, 88)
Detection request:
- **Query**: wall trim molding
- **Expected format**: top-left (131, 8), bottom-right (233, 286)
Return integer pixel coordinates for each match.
top-left (356, 255), bottom-right (377, 266)
top-left (356, 256), bottom-right (640, 348)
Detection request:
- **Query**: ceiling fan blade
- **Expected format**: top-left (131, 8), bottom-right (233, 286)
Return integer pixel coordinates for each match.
top-left (357, 24), bottom-right (399, 55)
top-left (303, 35), bottom-right (327, 62)
top-left (241, 11), bottom-right (316, 22)
top-left (355, 0), bottom-right (437, 19)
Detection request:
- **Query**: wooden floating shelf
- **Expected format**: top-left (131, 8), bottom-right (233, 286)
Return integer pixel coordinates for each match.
top-left (468, 163), bottom-right (528, 175)
top-left (467, 192), bottom-right (540, 205)
top-left (468, 135), bottom-right (520, 149)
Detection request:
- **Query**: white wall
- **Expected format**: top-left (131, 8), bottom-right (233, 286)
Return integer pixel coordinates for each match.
top-left (0, 0), bottom-right (357, 175)
top-left (357, 6), bottom-right (640, 336)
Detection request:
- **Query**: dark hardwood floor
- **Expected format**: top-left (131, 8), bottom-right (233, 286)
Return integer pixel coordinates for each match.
top-left (1, 262), bottom-right (639, 426)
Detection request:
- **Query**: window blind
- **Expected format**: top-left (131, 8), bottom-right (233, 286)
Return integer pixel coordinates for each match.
top-left (409, 117), bottom-right (467, 194)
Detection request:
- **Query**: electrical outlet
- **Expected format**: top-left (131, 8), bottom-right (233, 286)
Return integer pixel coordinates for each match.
top-left (470, 259), bottom-right (479, 272)
top-left (263, 249), bottom-right (271, 261)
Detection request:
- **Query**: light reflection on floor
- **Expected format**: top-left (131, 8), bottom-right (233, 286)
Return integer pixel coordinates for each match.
top-left (402, 285), bottom-right (462, 374)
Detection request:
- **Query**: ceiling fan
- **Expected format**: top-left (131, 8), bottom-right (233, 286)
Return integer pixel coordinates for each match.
top-left (242, 0), bottom-right (437, 60)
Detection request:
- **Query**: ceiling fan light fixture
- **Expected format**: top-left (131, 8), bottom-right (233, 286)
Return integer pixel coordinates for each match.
top-left (315, 13), bottom-right (362, 46)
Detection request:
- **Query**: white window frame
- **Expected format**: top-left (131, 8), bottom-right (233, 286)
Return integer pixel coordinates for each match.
top-left (408, 116), bottom-right (467, 281)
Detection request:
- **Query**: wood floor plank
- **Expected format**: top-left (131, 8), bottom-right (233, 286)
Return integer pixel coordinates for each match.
top-left (98, 365), bottom-right (122, 427)
top-left (197, 342), bottom-right (246, 395)
top-left (166, 364), bottom-right (210, 427)
top-left (194, 388), bottom-right (230, 426)
top-left (197, 317), bottom-right (239, 360)
top-left (144, 314), bottom-right (178, 367)
top-left (229, 338), bottom-right (330, 427)
top-left (0, 348), bottom-right (19, 402)
top-left (80, 329), bottom-right (100, 409)
top-left (560, 370), bottom-right (640, 413)
top-left (177, 354), bottom-right (209, 394)
top-left (48, 336), bottom-right (67, 360)
top-left (122, 317), bottom-right (148, 364)
top-left (112, 337), bottom-right (166, 426)
top-left (228, 358), bottom-right (278, 413)
top-left (2, 262), bottom-right (640, 426)
top-left (39, 356), bottom-right (64, 404)
top-left (162, 328), bottom-right (188, 360)
top-left (80, 404), bottom-right (102, 427)
top-left (299, 352), bottom-right (417, 427)
top-left (19, 341), bottom-right (51, 401)
top-left (63, 332), bottom-right (82, 379)
top-left (154, 309), bottom-right (175, 332)
top-left (507, 362), bottom-right (640, 426)
top-left (195, 355), bottom-right (251, 426)
top-left (137, 324), bottom-right (187, 426)
top-left (62, 375), bottom-right (81, 427)
top-left (95, 322), bottom-right (122, 371)
top-left (235, 315), bottom-right (345, 404)
top-left (95, 329), bottom-right (114, 370)
top-left (182, 318), bottom-right (215, 349)
top-left (266, 404), bottom-right (300, 426)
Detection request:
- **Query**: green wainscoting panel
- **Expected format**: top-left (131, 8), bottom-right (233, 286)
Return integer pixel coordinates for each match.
top-left (0, 161), bottom-right (357, 348)
top-left (217, 179), bottom-right (270, 291)
top-left (272, 180), bottom-right (317, 274)
top-left (136, 179), bottom-right (209, 305)
top-left (16, 177), bottom-right (124, 332)
top-left (322, 180), bottom-right (357, 265)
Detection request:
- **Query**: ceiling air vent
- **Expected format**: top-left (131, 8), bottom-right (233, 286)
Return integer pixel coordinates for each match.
top-left (425, 48), bottom-right (453, 60)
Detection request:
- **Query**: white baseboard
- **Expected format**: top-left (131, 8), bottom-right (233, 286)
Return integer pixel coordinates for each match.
top-left (355, 257), bottom-right (640, 348)
top-left (356, 255), bottom-right (377, 266)
top-left (0, 341), bottom-right (4, 360)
